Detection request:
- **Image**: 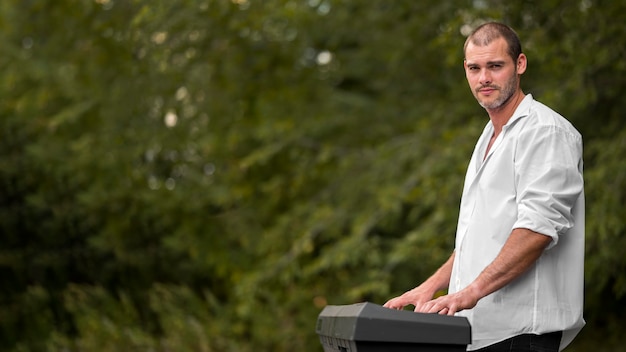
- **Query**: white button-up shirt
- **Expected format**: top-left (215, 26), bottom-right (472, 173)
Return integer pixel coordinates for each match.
top-left (451, 94), bottom-right (585, 351)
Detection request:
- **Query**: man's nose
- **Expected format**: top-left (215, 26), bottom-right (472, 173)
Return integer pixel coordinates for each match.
top-left (479, 69), bottom-right (491, 85)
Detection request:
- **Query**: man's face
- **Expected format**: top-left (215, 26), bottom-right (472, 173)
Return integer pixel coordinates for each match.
top-left (463, 37), bottom-right (525, 110)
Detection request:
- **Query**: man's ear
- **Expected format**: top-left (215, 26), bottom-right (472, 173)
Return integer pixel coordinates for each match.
top-left (517, 53), bottom-right (527, 74)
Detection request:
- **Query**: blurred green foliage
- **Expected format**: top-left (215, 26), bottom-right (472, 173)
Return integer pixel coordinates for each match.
top-left (0, 0), bottom-right (625, 351)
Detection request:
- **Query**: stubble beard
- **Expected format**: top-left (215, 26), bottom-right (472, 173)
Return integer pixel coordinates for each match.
top-left (476, 73), bottom-right (518, 110)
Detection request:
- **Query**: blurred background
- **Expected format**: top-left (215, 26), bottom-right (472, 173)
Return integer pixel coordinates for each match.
top-left (1, 0), bottom-right (625, 351)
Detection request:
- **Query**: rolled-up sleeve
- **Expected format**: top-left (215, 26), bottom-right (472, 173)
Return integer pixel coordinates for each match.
top-left (512, 125), bottom-right (584, 249)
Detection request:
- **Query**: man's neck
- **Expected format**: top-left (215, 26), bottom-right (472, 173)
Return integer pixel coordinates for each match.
top-left (486, 90), bottom-right (526, 134)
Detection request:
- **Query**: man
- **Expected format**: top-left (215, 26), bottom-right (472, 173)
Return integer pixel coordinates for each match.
top-left (383, 22), bottom-right (585, 352)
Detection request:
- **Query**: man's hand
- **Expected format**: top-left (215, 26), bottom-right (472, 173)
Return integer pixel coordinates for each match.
top-left (417, 286), bottom-right (481, 316)
top-left (383, 252), bottom-right (456, 312)
top-left (383, 285), bottom-right (437, 312)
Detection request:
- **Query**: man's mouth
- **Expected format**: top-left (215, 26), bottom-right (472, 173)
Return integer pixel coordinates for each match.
top-left (478, 87), bottom-right (497, 95)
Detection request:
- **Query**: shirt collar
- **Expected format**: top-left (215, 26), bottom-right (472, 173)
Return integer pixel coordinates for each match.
top-left (504, 93), bottom-right (534, 129)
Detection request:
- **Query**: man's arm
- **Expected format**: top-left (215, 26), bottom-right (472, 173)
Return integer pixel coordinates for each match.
top-left (419, 227), bottom-right (552, 315)
top-left (383, 251), bottom-right (455, 312)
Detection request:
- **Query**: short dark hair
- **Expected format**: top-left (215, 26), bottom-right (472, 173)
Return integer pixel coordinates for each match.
top-left (464, 22), bottom-right (522, 62)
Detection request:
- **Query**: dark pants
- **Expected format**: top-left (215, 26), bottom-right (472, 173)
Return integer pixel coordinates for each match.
top-left (476, 331), bottom-right (562, 352)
